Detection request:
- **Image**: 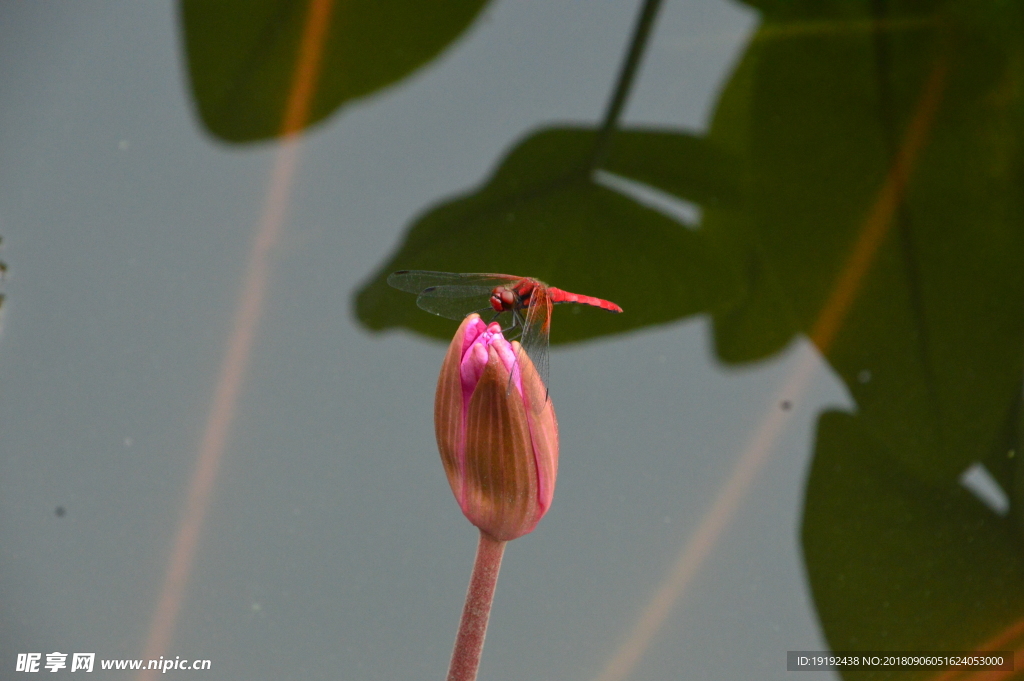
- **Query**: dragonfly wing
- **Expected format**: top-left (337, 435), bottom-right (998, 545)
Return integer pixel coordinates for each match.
top-left (388, 271), bottom-right (523, 322)
top-left (387, 270), bottom-right (517, 293)
top-left (518, 285), bottom-right (552, 402)
top-left (414, 284), bottom-right (494, 321)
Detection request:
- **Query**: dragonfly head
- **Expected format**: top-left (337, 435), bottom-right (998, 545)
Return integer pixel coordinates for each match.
top-left (490, 288), bottom-right (516, 313)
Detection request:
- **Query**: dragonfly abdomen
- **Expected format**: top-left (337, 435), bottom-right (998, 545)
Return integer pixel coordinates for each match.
top-left (547, 287), bottom-right (623, 313)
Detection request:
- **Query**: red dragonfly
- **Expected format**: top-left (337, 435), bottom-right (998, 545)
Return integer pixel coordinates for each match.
top-left (388, 270), bottom-right (623, 395)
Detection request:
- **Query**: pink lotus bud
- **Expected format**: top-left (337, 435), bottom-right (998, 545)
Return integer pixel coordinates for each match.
top-left (435, 314), bottom-right (559, 541)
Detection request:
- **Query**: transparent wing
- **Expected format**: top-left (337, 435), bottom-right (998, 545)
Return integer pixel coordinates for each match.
top-left (414, 284), bottom-right (495, 321)
top-left (518, 285), bottom-right (552, 401)
top-left (387, 271), bottom-right (519, 321)
top-left (387, 270), bottom-right (517, 293)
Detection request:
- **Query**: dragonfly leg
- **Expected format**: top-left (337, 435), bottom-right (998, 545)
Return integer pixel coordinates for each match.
top-left (500, 309), bottom-right (526, 340)
top-left (476, 308), bottom-right (516, 334)
top-left (472, 307), bottom-right (523, 340)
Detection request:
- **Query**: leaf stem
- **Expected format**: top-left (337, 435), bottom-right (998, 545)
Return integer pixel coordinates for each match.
top-left (589, 0), bottom-right (664, 171)
top-left (446, 531), bottom-right (507, 681)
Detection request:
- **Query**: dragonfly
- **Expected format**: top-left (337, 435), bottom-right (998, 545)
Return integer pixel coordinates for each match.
top-left (387, 270), bottom-right (623, 397)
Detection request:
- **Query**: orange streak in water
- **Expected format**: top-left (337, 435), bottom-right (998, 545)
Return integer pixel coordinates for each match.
top-left (136, 2), bottom-right (334, 678)
top-left (809, 57), bottom-right (947, 351)
top-left (941, 649), bottom-right (1024, 681)
top-left (927, 618), bottom-right (1024, 681)
top-left (593, 57), bottom-right (948, 681)
top-left (975, 619), bottom-right (1024, 658)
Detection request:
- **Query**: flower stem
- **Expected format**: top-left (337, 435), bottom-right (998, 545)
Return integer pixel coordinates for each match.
top-left (587, 0), bottom-right (664, 171)
top-left (447, 531), bottom-right (507, 681)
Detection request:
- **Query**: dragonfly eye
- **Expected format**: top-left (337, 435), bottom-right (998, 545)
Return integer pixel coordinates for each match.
top-left (491, 290), bottom-right (515, 311)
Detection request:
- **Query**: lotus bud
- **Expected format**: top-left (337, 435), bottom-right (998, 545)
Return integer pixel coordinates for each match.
top-left (434, 314), bottom-right (559, 541)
